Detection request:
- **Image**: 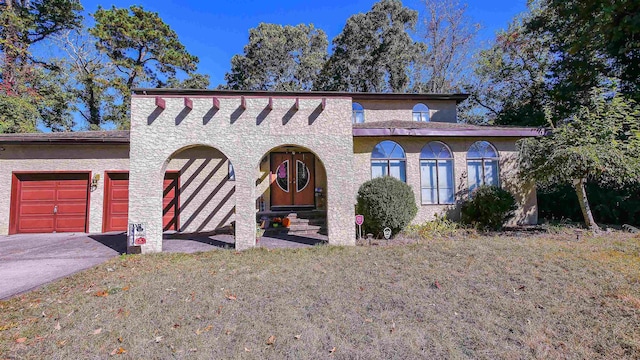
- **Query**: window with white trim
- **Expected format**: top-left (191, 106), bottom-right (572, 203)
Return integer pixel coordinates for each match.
top-left (352, 102), bottom-right (364, 123)
top-left (420, 141), bottom-right (454, 204)
top-left (413, 103), bottom-right (430, 122)
top-left (371, 140), bottom-right (406, 182)
top-left (467, 141), bottom-right (499, 191)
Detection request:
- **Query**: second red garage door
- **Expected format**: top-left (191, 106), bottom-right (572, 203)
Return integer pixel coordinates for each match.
top-left (10, 173), bottom-right (90, 234)
top-left (103, 172), bottom-right (179, 232)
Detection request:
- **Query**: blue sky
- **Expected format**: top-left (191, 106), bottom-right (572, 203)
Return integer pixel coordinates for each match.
top-left (78, 0), bottom-right (528, 87)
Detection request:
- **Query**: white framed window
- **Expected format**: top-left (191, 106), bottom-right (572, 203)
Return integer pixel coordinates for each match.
top-left (371, 140), bottom-right (406, 182)
top-left (413, 103), bottom-right (430, 122)
top-left (420, 141), bottom-right (454, 204)
top-left (352, 102), bottom-right (364, 124)
top-left (467, 141), bottom-right (499, 192)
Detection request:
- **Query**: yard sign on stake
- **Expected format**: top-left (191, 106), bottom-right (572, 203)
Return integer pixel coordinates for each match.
top-left (355, 215), bottom-right (364, 240)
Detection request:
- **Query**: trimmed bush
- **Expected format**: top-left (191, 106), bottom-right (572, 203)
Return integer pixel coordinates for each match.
top-left (356, 176), bottom-right (418, 236)
top-left (461, 186), bottom-right (517, 230)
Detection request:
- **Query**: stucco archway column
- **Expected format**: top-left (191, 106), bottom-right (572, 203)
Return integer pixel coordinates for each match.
top-left (127, 160), bottom-right (165, 253)
top-left (324, 148), bottom-right (356, 247)
top-left (232, 159), bottom-right (256, 251)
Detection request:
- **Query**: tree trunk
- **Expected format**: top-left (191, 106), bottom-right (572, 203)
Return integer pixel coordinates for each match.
top-left (573, 178), bottom-right (599, 232)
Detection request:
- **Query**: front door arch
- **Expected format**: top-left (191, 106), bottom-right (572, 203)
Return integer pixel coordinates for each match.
top-left (270, 152), bottom-right (315, 208)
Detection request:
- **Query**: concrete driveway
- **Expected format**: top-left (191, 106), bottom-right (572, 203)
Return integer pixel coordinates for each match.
top-left (0, 231), bottom-right (326, 300)
top-left (0, 232), bottom-right (124, 300)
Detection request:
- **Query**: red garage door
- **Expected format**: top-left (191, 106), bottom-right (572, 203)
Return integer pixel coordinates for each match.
top-left (10, 173), bottom-right (90, 234)
top-left (103, 172), bottom-right (179, 232)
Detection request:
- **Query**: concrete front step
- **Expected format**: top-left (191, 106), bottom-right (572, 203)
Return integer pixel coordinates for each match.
top-left (264, 227), bottom-right (328, 236)
top-left (258, 210), bottom-right (327, 236)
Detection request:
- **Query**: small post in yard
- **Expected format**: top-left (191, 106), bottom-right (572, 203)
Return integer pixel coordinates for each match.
top-left (355, 214), bottom-right (364, 240)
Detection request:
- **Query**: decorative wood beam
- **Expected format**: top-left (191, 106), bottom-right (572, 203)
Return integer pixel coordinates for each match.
top-left (184, 97), bottom-right (193, 110)
top-left (267, 97), bottom-right (273, 110)
top-left (212, 97), bottom-right (220, 110)
top-left (155, 96), bottom-right (165, 109)
top-left (240, 96), bottom-right (246, 109)
top-left (294, 97), bottom-right (300, 110)
top-left (321, 98), bottom-right (326, 110)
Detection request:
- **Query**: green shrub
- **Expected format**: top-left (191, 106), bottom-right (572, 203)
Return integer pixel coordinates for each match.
top-left (460, 186), bottom-right (517, 230)
top-left (356, 176), bottom-right (418, 236)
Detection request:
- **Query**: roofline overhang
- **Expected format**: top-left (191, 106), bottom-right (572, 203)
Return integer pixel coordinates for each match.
top-left (353, 127), bottom-right (547, 137)
top-left (132, 88), bottom-right (470, 104)
top-left (0, 137), bottom-right (129, 145)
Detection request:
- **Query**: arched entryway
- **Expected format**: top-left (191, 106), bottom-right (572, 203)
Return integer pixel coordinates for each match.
top-left (255, 144), bottom-right (328, 246)
top-left (158, 145), bottom-right (236, 245)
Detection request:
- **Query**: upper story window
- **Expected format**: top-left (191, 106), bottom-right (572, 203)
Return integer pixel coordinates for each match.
top-left (352, 102), bottom-right (364, 124)
top-left (371, 140), bottom-right (406, 182)
top-left (420, 141), bottom-right (454, 204)
top-left (413, 103), bottom-right (430, 122)
top-left (467, 141), bottom-right (499, 191)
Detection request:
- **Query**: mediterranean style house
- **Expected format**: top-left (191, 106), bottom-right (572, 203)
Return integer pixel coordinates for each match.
top-left (0, 89), bottom-right (541, 252)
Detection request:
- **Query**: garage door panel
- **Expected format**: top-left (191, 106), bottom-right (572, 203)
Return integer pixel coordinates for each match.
top-left (103, 172), bottom-right (179, 232)
top-left (19, 204), bottom-right (54, 216)
top-left (56, 203), bottom-right (88, 215)
top-left (55, 217), bottom-right (88, 232)
top-left (110, 202), bottom-right (128, 214)
top-left (21, 180), bottom-right (57, 188)
top-left (21, 189), bottom-right (56, 201)
top-left (111, 187), bottom-right (128, 200)
top-left (56, 189), bottom-right (88, 201)
top-left (19, 220), bottom-right (55, 233)
top-left (12, 173), bottom-right (88, 234)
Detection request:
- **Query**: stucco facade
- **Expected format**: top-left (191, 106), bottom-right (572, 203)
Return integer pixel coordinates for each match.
top-left (0, 144), bottom-right (129, 235)
top-left (353, 137), bottom-right (537, 226)
top-left (0, 90), bottom-right (540, 252)
top-left (129, 93), bottom-right (356, 252)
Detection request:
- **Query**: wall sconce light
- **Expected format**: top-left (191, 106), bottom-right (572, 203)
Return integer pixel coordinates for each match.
top-left (0, 146), bottom-right (5, 152)
top-left (91, 173), bottom-right (101, 192)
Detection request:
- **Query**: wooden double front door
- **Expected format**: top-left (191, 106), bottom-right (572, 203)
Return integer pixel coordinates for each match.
top-left (270, 153), bottom-right (315, 207)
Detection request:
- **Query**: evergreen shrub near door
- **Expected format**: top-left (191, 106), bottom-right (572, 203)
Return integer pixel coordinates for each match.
top-left (461, 185), bottom-right (517, 230)
top-left (357, 176), bottom-right (417, 236)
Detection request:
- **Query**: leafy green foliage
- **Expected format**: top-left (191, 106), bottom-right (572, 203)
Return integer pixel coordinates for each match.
top-left (223, 23), bottom-right (327, 91)
top-left (162, 73), bottom-right (210, 89)
top-left (518, 89), bottom-right (640, 229)
top-left (519, 90), bottom-right (640, 189)
top-left (90, 5), bottom-right (201, 128)
top-left (465, 7), bottom-right (552, 126)
top-left (315, 0), bottom-right (423, 92)
top-left (0, 0), bottom-right (83, 132)
top-left (0, 93), bottom-right (38, 133)
top-left (538, 183), bottom-right (640, 227)
top-left (530, 0), bottom-right (640, 104)
top-left (460, 185), bottom-right (517, 230)
top-left (356, 176), bottom-right (418, 236)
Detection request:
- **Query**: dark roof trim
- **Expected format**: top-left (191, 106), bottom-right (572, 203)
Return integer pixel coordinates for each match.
top-left (353, 127), bottom-right (545, 137)
top-left (0, 131), bottom-right (130, 144)
top-left (132, 88), bottom-right (469, 103)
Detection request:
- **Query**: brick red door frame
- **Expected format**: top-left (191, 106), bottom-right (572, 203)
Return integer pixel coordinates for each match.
top-left (9, 171), bottom-right (92, 235)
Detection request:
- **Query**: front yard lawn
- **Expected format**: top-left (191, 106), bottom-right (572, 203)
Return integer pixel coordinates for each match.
top-left (1, 231), bottom-right (639, 359)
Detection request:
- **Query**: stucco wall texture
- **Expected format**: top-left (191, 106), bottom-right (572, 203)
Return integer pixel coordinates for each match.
top-left (0, 144), bottom-right (130, 235)
top-left (353, 137), bottom-right (538, 226)
top-left (0, 95), bottom-right (537, 248)
top-left (356, 99), bottom-right (458, 123)
top-left (130, 95), bottom-right (356, 252)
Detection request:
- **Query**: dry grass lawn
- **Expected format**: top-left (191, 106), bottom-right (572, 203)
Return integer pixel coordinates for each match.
top-left (1, 231), bottom-right (639, 359)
